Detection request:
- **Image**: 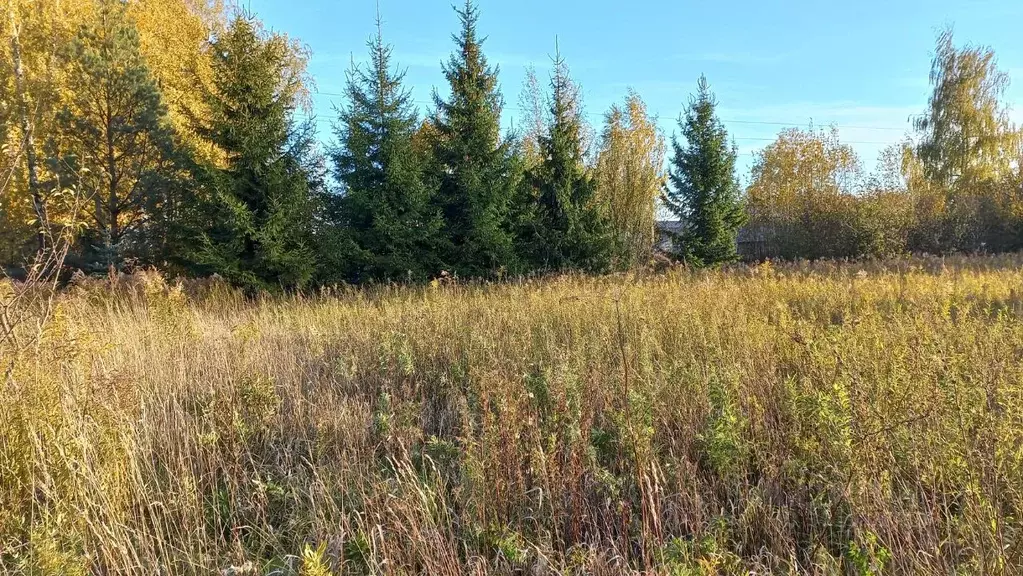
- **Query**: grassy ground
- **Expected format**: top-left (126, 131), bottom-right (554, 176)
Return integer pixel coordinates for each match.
top-left (3, 256), bottom-right (1023, 575)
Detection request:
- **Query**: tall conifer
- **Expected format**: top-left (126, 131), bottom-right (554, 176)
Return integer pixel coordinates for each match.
top-left (525, 47), bottom-right (610, 272)
top-left (662, 76), bottom-right (745, 267)
top-left (430, 0), bottom-right (518, 277)
top-left (189, 13), bottom-right (317, 291)
top-left (329, 14), bottom-right (442, 282)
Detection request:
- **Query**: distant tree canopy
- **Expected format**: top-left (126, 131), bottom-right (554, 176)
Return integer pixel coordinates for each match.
top-left (746, 127), bottom-right (864, 260)
top-left (1, 6), bottom-right (1022, 287)
top-left (746, 28), bottom-right (1023, 261)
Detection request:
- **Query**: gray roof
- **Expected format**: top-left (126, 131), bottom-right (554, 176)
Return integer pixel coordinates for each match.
top-left (656, 220), bottom-right (686, 234)
top-left (658, 219), bottom-right (767, 244)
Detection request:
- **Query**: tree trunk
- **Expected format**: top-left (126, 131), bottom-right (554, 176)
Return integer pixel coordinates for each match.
top-left (9, 7), bottom-right (48, 253)
top-left (106, 101), bottom-right (119, 272)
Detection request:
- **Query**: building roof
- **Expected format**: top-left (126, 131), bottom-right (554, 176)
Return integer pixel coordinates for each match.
top-left (656, 220), bottom-right (685, 235)
top-left (658, 219), bottom-right (767, 244)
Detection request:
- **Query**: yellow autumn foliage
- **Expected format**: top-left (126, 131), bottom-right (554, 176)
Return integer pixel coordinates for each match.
top-left (0, 0), bottom-right (226, 257)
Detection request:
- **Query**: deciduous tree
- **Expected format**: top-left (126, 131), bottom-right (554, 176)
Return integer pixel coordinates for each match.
top-left (745, 127), bottom-right (861, 259)
top-left (0, 0), bottom-right (224, 267)
top-left (0, 0), bottom-right (90, 260)
top-left (127, 0), bottom-right (226, 159)
top-left (594, 91), bottom-right (665, 268)
top-left (912, 28), bottom-right (1022, 252)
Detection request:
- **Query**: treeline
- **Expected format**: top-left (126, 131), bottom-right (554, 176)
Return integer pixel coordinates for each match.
top-left (1, 1), bottom-right (1021, 291)
top-left (746, 30), bottom-right (1023, 260)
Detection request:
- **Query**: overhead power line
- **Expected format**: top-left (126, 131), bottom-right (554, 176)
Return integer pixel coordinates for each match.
top-left (293, 116), bottom-right (903, 147)
top-left (301, 90), bottom-right (912, 137)
top-left (720, 119), bottom-right (907, 132)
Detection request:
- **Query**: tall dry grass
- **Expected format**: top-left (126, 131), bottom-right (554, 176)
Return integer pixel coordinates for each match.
top-left (3, 256), bottom-right (1023, 575)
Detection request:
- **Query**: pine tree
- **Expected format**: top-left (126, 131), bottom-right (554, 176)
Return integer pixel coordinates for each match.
top-left (662, 76), bottom-right (745, 267)
top-left (430, 0), bottom-right (518, 278)
top-left (189, 13), bottom-right (316, 292)
top-left (329, 16), bottom-right (443, 283)
top-left (58, 0), bottom-right (179, 273)
top-left (524, 47), bottom-right (609, 272)
top-left (0, 0), bottom-right (226, 268)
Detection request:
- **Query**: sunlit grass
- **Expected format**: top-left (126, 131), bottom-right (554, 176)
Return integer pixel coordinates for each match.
top-left (3, 255), bottom-right (1023, 574)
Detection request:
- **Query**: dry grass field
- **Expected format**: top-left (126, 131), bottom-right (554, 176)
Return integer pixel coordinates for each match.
top-left (3, 256), bottom-right (1023, 574)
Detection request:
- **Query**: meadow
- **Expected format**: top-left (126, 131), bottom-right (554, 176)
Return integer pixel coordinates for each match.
top-left (3, 256), bottom-right (1023, 575)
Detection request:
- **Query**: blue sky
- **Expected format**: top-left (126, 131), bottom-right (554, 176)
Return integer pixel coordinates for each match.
top-left (248, 0), bottom-right (1023, 177)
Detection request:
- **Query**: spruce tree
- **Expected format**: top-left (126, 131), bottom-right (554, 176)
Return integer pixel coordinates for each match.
top-left (189, 13), bottom-right (317, 292)
top-left (524, 48), bottom-right (610, 272)
top-left (430, 0), bottom-right (518, 278)
top-left (58, 0), bottom-right (179, 273)
top-left (329, 17), bottom-right (443, 283)
top-left (662, 76), bottom-right (745, 267)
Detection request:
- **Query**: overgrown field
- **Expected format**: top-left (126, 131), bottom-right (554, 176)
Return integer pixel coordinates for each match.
top-left (3, 257), bottom-right (1023, 575)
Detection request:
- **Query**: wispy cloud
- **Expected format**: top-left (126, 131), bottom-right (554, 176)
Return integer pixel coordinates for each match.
top-left (673, 52), bottom-right (786, 65)
top-left (718, 101), bottom-right (920, 128)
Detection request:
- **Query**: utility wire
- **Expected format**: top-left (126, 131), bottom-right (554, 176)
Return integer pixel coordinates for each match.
top-left (299, 91), bottom-right (912, 137)
top-left (292, 115), bottom-right (901, 145)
